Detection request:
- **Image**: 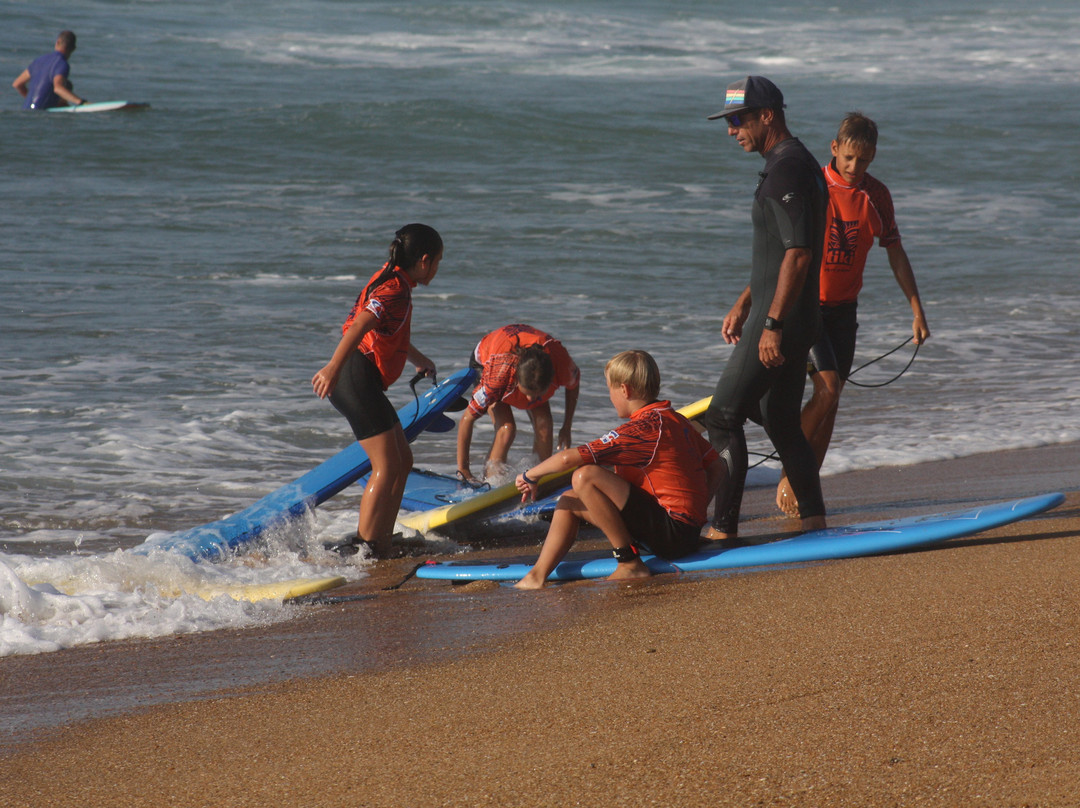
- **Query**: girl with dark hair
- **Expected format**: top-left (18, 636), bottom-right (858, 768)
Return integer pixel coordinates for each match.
top-left (456, 324), bottom-right (580, 485)
top-left (312, 224), bottom-right (442, 557)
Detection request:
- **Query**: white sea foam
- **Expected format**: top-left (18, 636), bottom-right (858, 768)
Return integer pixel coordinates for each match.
top-left (0, 508), bottom-right (390, 657)
top-left (212, 4), bottom-right (1080, 86)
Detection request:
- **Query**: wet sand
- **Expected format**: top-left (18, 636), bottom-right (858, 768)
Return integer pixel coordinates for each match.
top-left (1, 443), bottom-right (1078, 807)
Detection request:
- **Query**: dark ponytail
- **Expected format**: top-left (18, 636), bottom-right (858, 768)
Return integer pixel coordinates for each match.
top-left (360, 224), bottom-right (442, 308)
top-left (388, 223), bottom-right (443, 271)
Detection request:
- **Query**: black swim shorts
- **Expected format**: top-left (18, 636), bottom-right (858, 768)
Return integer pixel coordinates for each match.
top-left (328, 351), bottom-right (400, 441)
top-left (620, 485), bottom-right (702, 560)
top-left (808, 301), bottom-right (859, 380)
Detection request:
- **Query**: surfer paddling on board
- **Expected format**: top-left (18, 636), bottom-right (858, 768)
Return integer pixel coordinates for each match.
top-left (513, 351), bottom-right (723, 589)
top-left (12, 30), bottom-right (86, 109)
top-left (774, 112), bottom-right (930, 517)
top-left (312, 224), bottom-right (441, 558)
top-left (456, 324), bottom-right (579, 485)
top-left (700, 76), bottom-right (829, 545)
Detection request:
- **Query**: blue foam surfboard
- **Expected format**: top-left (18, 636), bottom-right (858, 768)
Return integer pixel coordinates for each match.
top-left (415, 492), bottom-right (1065, 582)
top-left (361, 468), bottom-right (484, 513)
top-left (137, 368), bottom-right (476, 561)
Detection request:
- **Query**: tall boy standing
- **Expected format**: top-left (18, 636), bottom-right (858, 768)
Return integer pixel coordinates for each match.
top-left (775, 113), bottom-right (931, 515)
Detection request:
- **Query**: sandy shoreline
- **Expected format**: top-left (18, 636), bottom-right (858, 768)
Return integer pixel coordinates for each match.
top-left (1, 443), bottom-right (1078, 807)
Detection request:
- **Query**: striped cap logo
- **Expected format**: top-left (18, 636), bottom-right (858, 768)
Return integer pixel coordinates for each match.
top-left (726, 88), bottom-right (745, 108)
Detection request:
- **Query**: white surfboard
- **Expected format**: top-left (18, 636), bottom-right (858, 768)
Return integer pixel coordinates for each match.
top-left (47, 100), bottom-right (150, 114)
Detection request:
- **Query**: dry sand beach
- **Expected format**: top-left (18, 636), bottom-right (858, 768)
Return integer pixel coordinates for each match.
top-left (2, 443), bottom-right (1078, 807)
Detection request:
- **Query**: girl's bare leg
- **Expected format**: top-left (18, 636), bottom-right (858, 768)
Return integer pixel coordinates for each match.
top-left (357, 425), bottom-right (412, 556)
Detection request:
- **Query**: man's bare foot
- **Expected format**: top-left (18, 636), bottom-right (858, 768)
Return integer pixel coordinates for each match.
top-left (607, 558), bottom-right (652, 581)
top-left (775, 477), bottom-right (800, 517)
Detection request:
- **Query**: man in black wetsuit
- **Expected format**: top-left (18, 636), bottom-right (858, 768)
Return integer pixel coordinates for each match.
top-left (702, 76), bottom-right (828, 541)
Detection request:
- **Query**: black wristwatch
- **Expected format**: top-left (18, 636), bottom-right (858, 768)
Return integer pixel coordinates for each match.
top-left (763, 316), bottom-right (784, 331)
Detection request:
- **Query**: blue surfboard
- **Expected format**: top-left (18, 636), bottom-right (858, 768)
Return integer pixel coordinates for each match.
top-left (364, 468), bottom-right (485, 513)
top-left (415, 492), bottom-right (1065, 582)
top-left (137, 368), bottom-right (476, 561)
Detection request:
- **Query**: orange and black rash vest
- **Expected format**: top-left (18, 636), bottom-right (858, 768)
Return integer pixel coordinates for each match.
top-left (819, 161), bottom-right (902, 305)
top-left (578, 401), bottom-right (719, 528)
top-left (468, 324), bottom-right (580, 416)
top-left (342, 263), bottom-right (416, 389)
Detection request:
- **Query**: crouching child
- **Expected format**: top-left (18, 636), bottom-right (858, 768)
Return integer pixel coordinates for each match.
top-left (514, 350), bottom-right (723, 589)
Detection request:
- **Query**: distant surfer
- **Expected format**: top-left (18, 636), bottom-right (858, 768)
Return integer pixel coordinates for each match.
top-left (701, 76), bottom-right (828, 543)
top-left (513, 350), bottom-right (722, 588)
top-left (12, 30), bottom-right (86, 109)
top-left (774, 112), bottom-right (931, 516)
top-left (312, 224), bottom-right (441, 558)
top-left (456, 324), bottom-right (579, 485)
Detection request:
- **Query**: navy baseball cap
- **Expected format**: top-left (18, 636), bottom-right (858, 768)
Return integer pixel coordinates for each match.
top-left (707, 76), bottom-right (785, 120)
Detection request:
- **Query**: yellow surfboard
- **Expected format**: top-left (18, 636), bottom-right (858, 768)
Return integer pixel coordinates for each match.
top-left (194, 575), bottom-right (347, 603)
top-left (399, 395), bottom-right (712, 533)
top-left (677, 395), bottom-right (712, 422)
top-left (32, 573), bottom-right (348, 605)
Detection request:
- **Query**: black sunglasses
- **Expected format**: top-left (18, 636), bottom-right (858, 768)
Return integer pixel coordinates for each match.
top-left (725, 111), bottom-right (756, 127)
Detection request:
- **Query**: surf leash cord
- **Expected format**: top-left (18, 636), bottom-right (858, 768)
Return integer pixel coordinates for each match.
top-left (844, 336), bottom-right (920, 389)
top-left (747, 335), bottom-right (922, 467)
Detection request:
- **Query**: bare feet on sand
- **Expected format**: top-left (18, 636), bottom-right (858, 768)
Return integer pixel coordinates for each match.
top-left (775, 476), bottom-right (801, 517)
top-left (607, 559), bottom-right (652, 581)
top-left (514, 558), bottom-right (653, 588)
top-left (514, 571), bottom-right (547, 590)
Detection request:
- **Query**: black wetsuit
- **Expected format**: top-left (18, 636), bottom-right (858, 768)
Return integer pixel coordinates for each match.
top-left (703, 137), bottom-right (828, 532)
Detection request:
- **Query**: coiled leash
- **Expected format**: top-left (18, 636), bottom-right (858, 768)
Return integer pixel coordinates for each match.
top-left (748, 335), bottom-right (922, 467)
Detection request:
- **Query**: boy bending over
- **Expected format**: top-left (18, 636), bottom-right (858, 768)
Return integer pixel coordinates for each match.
top-left (514, 350), bottom-right (723, 589)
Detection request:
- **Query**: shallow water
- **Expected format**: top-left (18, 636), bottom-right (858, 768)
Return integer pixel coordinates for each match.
top-left (2, 0), bottom-right (1078, 655)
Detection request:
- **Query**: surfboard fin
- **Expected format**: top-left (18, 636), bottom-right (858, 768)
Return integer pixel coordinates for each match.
top-left (424, 413), bottom-right (457, 433)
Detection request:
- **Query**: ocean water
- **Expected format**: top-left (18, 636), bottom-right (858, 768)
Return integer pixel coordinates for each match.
top-left (2, 0), bottom-right (1078, 656)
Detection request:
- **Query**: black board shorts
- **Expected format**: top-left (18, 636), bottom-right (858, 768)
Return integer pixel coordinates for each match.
top-left (329, 351), bottom-right (400, 441)
top-left (808, 302), bottom-right (858, 380)
top-left (620, 485), bottom-right (702, 560)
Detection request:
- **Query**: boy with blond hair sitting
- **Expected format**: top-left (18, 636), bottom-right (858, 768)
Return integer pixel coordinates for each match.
top-left (514, 350), bottom-right (723, 589)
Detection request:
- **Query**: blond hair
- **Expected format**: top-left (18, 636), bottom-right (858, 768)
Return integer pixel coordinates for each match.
top-left (605, 350), bottom-right (661, 401)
